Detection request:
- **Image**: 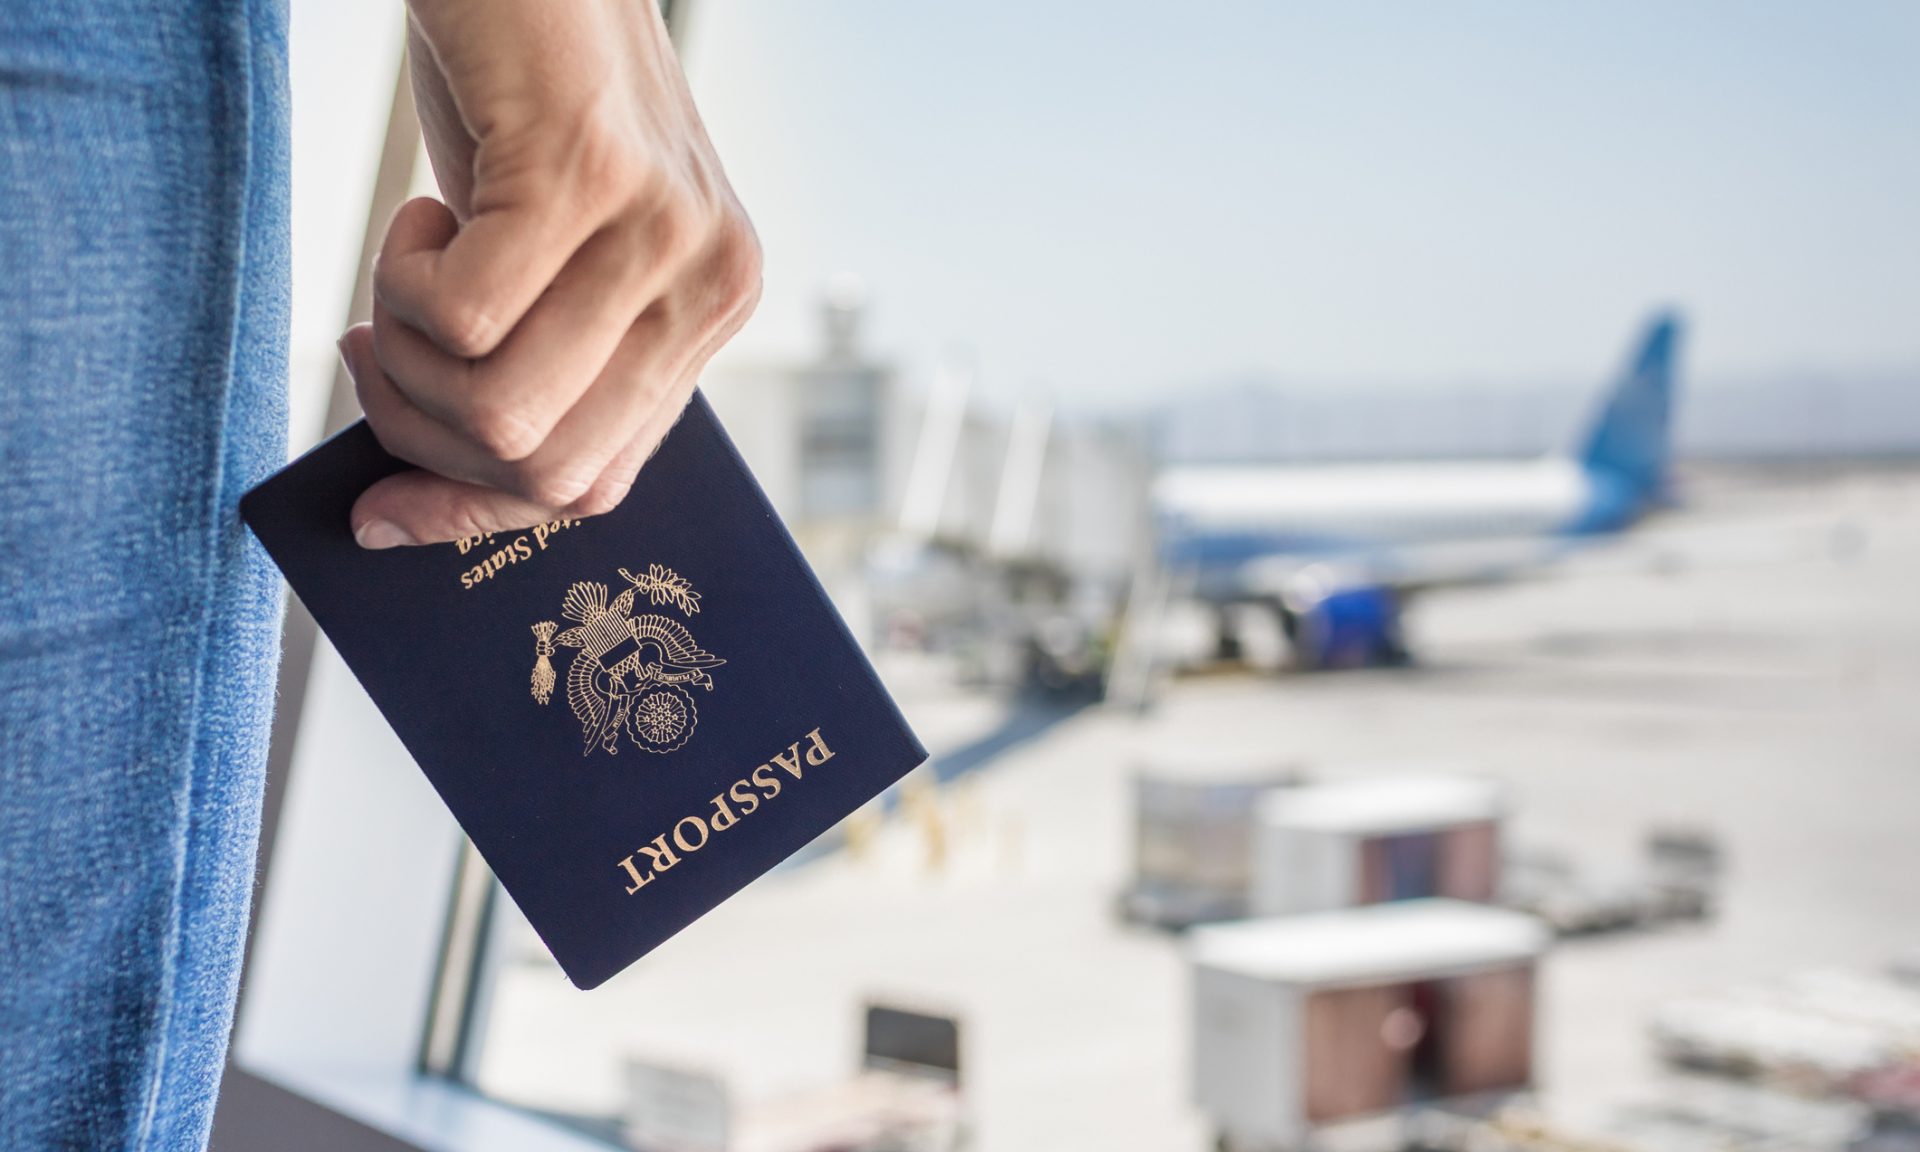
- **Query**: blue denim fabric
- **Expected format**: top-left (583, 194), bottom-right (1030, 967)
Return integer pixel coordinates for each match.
top-left (0, 0), bottom-right (289, 1148)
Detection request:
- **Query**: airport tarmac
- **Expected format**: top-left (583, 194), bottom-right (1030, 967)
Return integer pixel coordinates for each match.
top-left (475, 464), bottom-right (1920, 1152)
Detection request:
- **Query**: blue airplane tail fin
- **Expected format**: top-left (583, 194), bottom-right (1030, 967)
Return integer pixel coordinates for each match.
top-left (1579, 312), bottom-right (1682, 502)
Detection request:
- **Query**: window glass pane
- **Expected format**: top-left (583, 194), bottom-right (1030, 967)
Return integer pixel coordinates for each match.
top-left (386, 4), bottom-right (1920, 1152)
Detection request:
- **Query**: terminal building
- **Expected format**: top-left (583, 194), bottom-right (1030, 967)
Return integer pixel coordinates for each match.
top-left (703, 287), bottom-right (1151, 666)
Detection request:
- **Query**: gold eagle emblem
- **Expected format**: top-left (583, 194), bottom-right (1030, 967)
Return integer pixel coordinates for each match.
top-left (529, 564), bottom-right (724, 756)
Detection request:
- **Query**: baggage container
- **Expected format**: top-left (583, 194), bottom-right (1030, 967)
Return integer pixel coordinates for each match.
top-left (624, 1003), bottom-right (964, 1152)
top-left (1249, 774), bottom-right (1505, 919)
top-left (1191, 899), bottom-right (1549, 1152)
top-left (1121, 758), bottom-right (1303, 928)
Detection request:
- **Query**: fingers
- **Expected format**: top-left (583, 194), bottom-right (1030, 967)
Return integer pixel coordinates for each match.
top-left (349, 370), bottom-right (696, 551)
top-left (342, 307), bottom-right (718, 548)
top-left (374, 189), bottom-right (606, 360)
top-left (345, 368), bottom-right (687, 550)
top-left (350, 0), bottom-right (764, 552)
top-left (368, 220), bottom-right (666, 461)
top-left (512, 239), bottom-right (762, 499)
top-left (351, 468), bottom-right (569, 551)
top-left (365, 190), bottom-right (738, 462)
top-left (346, 299), bottom-right (674, 511)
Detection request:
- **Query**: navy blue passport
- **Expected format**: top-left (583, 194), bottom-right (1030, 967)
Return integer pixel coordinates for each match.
top-left (241, 394), bottom-right (926, 989)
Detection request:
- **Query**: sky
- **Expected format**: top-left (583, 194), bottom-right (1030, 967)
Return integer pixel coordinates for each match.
top-left (676, 1), bottom-right (1920, 406)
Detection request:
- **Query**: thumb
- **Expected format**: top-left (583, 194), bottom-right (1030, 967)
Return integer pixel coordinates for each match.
top-left (351, 468), bottom-right (562, 549)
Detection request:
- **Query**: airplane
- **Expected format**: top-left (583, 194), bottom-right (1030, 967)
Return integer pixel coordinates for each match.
top-left (1150, 312), bottom-right (1683, 671)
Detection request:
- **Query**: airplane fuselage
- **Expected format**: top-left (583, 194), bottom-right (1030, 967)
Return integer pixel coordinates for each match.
top-left (1156, 456), bottom-right (1639, 566)
top-left (1141, 313), bottom-right (1680, 671)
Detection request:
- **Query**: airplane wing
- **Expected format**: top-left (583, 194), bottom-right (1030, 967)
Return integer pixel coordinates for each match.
top-left (1153, 535), bottom-right (1609, 675)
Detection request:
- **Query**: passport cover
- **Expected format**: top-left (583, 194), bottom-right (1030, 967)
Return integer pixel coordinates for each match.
top-left (241, 394), bottom-right (927, 989)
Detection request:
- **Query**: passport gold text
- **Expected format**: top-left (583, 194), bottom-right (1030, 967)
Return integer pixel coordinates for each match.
top-left (616, 728), bottom-right (835, 895)
top-left (456, 519), bottom-right (580, 589)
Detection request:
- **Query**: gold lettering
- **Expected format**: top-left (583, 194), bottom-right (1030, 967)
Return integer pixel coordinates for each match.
top-left (751, 763), bottom-right (782, 800)
top-left (616, 729), bottom-right (834, 896)
top-left (771, 742), bottom-right (805, 781)
top-left (618, 855), bottom-right (651, 894)
top-left (673, 815), bottom-right (710, 854)
top-left (636, 833), bottom-right (680, 874)
top-left (455, 521), bottom-right (582, 588)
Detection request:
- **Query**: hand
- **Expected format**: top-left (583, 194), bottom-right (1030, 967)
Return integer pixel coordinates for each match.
top-left (339, 0), bottom-right (761, 548)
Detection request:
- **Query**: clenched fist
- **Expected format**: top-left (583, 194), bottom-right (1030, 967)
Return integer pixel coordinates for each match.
top-left (340, 0), bottom-right (761, 548)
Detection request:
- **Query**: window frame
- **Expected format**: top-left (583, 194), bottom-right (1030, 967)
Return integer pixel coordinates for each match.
top-left (212, 2), bottom-right (713, 1140)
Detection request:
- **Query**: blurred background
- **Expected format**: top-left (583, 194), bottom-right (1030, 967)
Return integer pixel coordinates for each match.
top-left (240, 3), bottom-right (1920, 1151)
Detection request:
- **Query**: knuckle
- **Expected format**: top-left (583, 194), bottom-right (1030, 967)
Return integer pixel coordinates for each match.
top-left (435, 499), bottom-right (499, 547)
top-left (427, 296), bottom-right (499, 359)
top-left (576, 158), bottom-right (634, 218)
top-left (463, 399), bottom-right (544, 462)
top-left (645, 185), bottom-right (704, 264)
top-left (351, 371), bottom-right (409, 443)
top-left (513, 460), bottom-right (595, 510)
top-left (570, 477), bottom-right (630, 518)
top-left (709, 214), bottom-right (764, 317)
top-left (569, 105), bottom-right (644, 213)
